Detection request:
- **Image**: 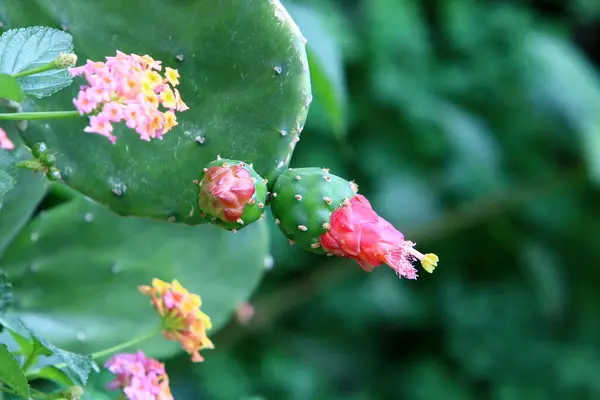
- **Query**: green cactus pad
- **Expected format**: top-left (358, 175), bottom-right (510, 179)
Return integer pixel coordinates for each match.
top-left (0, 196), bottom-right (270, 358)
top-left (4, 0), bottom-right (311, 225)
top-left (198, 158), bottom-right (267, 231)
top-left (270, 167), bottom-right (358, 253)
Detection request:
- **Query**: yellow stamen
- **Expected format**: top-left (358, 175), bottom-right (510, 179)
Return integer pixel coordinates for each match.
top-left (421, 253), bottom-right (439, 273)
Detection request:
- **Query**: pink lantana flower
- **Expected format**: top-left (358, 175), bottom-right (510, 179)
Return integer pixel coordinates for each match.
top-left (320, 194), bottom-right (439, 279)
top-left (0, 127), bottom-right (14, 150)
top-left (105, 351), bottom-right (173, 400)
top-left (69, 51), bottom-right (188, 143)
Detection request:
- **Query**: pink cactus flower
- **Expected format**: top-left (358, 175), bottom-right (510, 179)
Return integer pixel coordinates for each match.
top-left (69, 52), bottom-right (188, 143)
top-left (105, 351), bottom-right (173, 400)
top-left (319, 194), bottom-right (439, 279)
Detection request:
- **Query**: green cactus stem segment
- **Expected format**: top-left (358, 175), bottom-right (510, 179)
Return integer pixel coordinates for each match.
top-left (0, 111), bottom-right (81, 120)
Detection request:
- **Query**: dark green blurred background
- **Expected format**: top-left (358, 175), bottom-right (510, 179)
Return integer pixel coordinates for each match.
top-left (174, 0), bottom-right (600, 399)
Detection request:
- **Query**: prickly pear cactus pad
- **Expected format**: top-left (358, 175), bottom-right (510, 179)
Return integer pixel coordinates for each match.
top-left (198, 158), bottom-right (267, 231)
top-left (0, 197), bottom-right (270, 358)
top-left (1, 0), bottom-right (311, 225)
top-left (270, 167), bottom-right (357, 253)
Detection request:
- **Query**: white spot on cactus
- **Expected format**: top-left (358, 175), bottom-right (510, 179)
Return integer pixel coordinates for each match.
top-left (322, 168), bottom-right (330, 173)
top-left (263, 179), bottom-right (268, 184)
top-left (273, 65), bottom-right (283, 75)
top-left (110, 263), bottom-right (121, 274)
top-left (311, 242), bottom-right (321, 249)
top-left (323, 196), bottom-right (332, 205)
top-left (260, 213), bottom-right (266, 219)
top-left (324, 176), bottom-right (331, 182)
top-left (168, 216), bottom-right (176, 222)
top-left (295, 194), bottom-right (302, 201)
top-left (258, 203), bottom-right (265, 209)
top-left (288, 239), bottom-right (295, 245)
top-left (275, 218), bottom-right (280, 225)
top-left (251, 177), bottom-right (257, 183)
top-left (110, 180), bottom-right (127, 196)
top-left (280, 129), bottom-right (287, 136)
top-left (326, 253), bottom-right (334, 257)
top-left (30, 232), bottom-right (39, 242)
top-left (84, 213), bottom-right (93, 222)
top-left (277, 161), bottom-right (285, 169)
top-left (217, 154), bottom-right (222, 160)
top-left (222, 162), bottom-right (230, 168)
top-left (322, 222), bottom-right (331, 230)
top-left (298, 225), bottom-right (308, 231)
top-left (350, 181), bottom-right (359, 194)
top-left (248, 198), bottom-right (256, 205)
top-left (295, 175), bottom-right (301, 180)
top-left (249, 163), bottom-right (254, 168)
top-left (264, 254), bottom-right (274, 270)
top-left (237, 218), bottom-right (244, 225)
top-left (272, 192), bottom-right (278, 198)
top-left (203, 167), bottom-right (208, 173)
top-left (75, 331), bottom-right (86, 341)
top-left (231, 229), bottom-right (238, 234)
top-left (176, 53), bottom-right (185, 62)
top-left (195, 136), bottom-right (205, 144)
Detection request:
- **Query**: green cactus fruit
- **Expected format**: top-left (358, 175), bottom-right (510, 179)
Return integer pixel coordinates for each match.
top-left (270, 167), bottom-right (358, 253)
top-left (5, 0), bottom-right (311, 225)
top-left (198, 158), bottom-right (267, 231)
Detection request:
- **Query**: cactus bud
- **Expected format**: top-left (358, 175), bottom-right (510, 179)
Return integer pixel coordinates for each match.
top-left (271, 168), bottom-right (439, 279)
top-left (198, 159), bottom-right (267, 230)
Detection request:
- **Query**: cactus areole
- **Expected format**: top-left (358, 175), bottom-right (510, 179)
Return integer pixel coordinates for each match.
top-left (198, 158), bottom-right (267, 231)
top-left (271, 168), bottom-right (439, 279)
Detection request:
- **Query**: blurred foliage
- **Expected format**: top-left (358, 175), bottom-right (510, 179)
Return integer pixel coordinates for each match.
top-left (192, 0), bottom-right (600, 399)
top-left (3, 0), bottom-right (600, 398)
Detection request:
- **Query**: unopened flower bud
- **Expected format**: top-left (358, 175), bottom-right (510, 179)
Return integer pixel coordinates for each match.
top-left (54, 52), bottom-right (78, 69)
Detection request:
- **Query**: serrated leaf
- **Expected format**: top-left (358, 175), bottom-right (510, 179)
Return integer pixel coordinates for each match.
top-left (0, 73), bottom-right (25, 102)
top-left (0, 313), bottom-right (97, 386)
top-left (0, 26), bottom-right (74, 98)
top-left (0, 343), bottom-right (30, 399)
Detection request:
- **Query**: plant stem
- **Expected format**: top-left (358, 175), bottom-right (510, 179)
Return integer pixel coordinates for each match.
top-left (88, 328), bottom-right (161, 361)
top-left (12, 62), bottom-right (56, 78)
top-left (21, 351), bottom-right (37, 374)
top-left (0, 111), bottom-right (81, 121)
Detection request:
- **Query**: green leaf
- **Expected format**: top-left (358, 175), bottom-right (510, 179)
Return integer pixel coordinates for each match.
top-left (0, 148), bottom-right (17, 209)
top-left (1, 196), bottom-right (269, 359)
top-left (0, 314), bottom-right (97, 386)
top-left (0, 127), bottom-right (47, 254)
top-left (4, 1), bottom-right (311, 225)
top-left (524, 33), bottom-right (600, 185)
top-left (29, 366), bottom-right (74, 387)
top-left (285, 3), bottom-right (347, 137)
top-left (0, 74), bottom-right (24, 103)
top-left (0, 26), bottom-right (74, 98)
top-left (0, 271), bottom-right (12, 313)
top-left (0, 344), bottom-right (30, 399)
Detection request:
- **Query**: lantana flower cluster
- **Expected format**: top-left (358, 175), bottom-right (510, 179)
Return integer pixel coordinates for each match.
top-left (69, 51), bottom-right (188, 143)
top-left (139, 278), bottom-right (214, 362)
top-left (105, 351), bottom-right (173, 400)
